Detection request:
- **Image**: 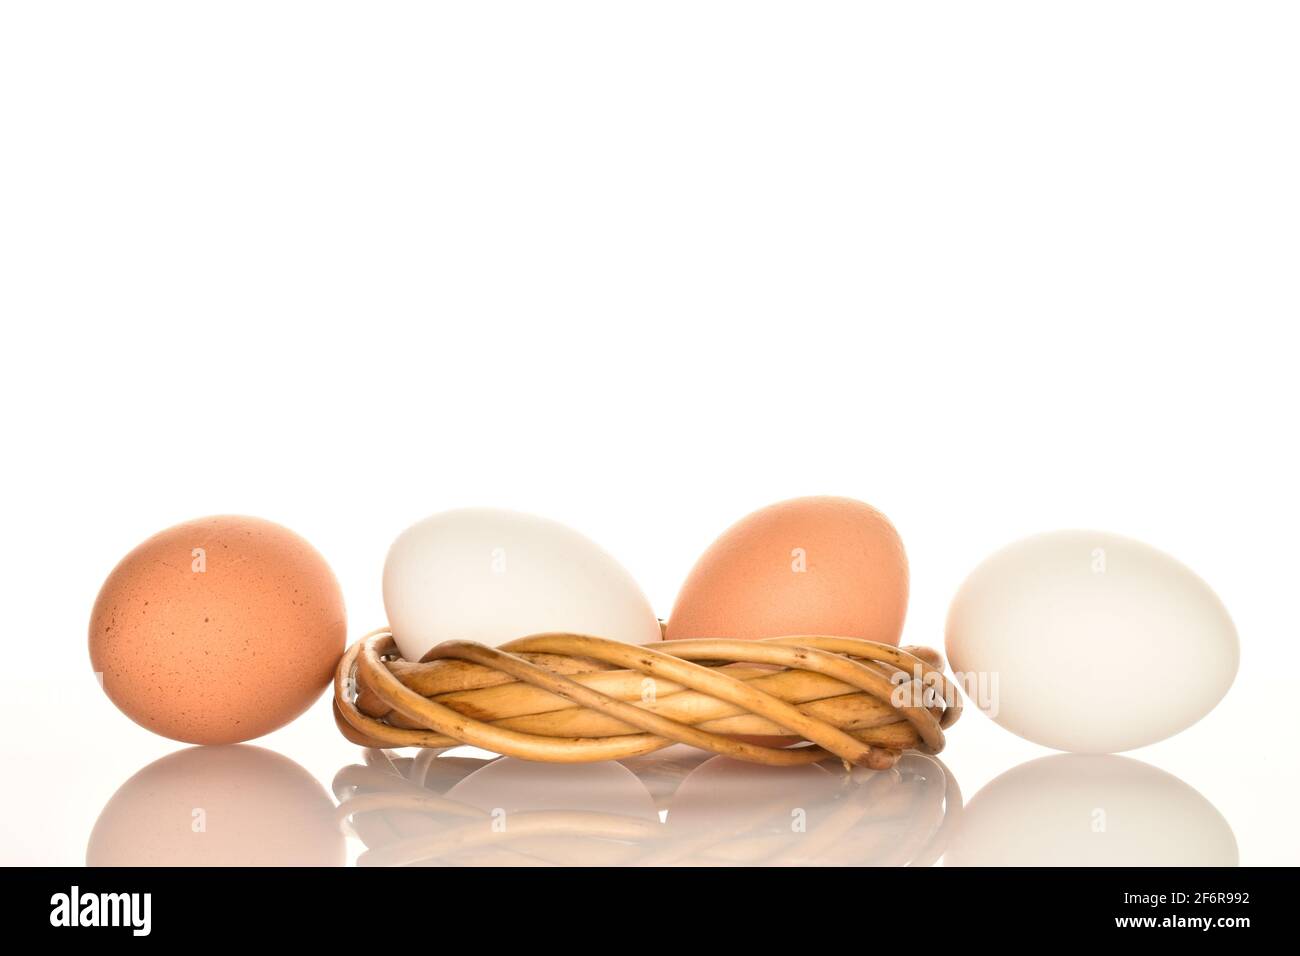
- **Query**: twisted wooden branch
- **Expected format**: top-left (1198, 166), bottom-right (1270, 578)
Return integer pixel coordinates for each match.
top-left (333, 628), bottom-right (962, 769)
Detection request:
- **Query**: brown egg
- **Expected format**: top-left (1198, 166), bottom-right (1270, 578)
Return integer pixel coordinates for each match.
top-left (89, 515), bottom-right (346, 745)
top-left (665, 496), bottom-right (908, 644)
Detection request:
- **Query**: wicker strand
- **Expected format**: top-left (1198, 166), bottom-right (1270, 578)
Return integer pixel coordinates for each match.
top-left (334, 628), bottom-right (962, 770)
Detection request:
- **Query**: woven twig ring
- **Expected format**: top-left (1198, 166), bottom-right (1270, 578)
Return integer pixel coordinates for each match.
top-left (333, 629), bottom-right (962, 770)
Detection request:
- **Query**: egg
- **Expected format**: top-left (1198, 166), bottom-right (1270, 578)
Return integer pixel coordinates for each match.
top-left (89, 515), bottom-right (346, 745)
top-left (945, 530), bottom-right (1238, 753)
top-left (383, 508), bottom-right (661, 661)
top-left (665, 496), bottom-right (908, 644)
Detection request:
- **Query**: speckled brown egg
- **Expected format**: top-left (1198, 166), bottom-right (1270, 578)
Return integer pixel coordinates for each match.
top-left (89, 515), bottom-right (346, 745)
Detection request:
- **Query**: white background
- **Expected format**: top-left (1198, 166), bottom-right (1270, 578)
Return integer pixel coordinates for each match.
top-left (1, 2), bottom-right (1297, 865)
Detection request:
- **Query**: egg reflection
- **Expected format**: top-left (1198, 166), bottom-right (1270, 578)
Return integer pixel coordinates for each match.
top-left (946, 754), bottom-right (1237, 866)
top-left (334, 747), bottom-right (961, 866)
top-left (660, 753), bottom-right (958, 866)
top-left (88, 745), bottom-right (345, 866)
top-left (336, 754), bottom-right (660, 866)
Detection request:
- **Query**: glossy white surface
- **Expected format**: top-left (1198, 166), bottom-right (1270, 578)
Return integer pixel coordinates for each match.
top-left (2, 663), bottom-right (1296, 866)
top-left (946, 754), bottom-right (1238, 867)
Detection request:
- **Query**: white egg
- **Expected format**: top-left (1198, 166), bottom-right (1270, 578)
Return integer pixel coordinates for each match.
top-left (383, 508), bottom-right (662, 661)
top-left (945, 530), bottom-right (1238, 753)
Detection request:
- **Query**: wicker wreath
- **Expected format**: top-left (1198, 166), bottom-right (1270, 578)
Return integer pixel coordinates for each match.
top-left (334, 626), bottom-right (961, 770)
